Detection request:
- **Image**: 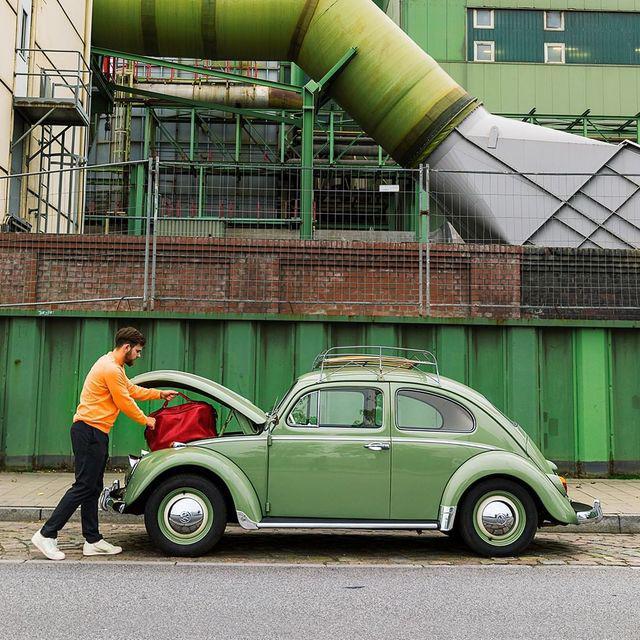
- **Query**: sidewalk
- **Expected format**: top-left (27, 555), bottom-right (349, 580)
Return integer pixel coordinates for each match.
top-left (0, 472), bottom-right (638, 532)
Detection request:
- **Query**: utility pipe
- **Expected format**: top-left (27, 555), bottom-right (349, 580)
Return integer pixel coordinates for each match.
top-left (139, 83), bottom-right (303, 109)
top-left (92, 0), bottom-right (478, 168)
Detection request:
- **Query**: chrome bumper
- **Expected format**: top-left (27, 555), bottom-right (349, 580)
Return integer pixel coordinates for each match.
top-left (99, 479), bottom-right (126, 514)
top-left (572, 499), bottom-right (603, 524)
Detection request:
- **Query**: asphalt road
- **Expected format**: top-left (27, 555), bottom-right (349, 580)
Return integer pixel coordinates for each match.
top-left (1, 563), bottom-right (638, 640)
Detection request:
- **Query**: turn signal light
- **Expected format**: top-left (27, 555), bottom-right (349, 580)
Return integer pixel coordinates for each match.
top-left (559, 475), bottom-right (568, 494)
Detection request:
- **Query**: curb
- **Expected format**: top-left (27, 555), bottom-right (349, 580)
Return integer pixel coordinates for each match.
top-left (0, 507), bottom-right (141, 524)
top-left (1, 507), bottom-right (639, 533)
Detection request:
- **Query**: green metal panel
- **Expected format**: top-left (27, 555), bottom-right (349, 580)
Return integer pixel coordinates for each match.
top-left (610, 330), bottom-right (640, 474)
top-left (442, 61), bottom-right (640, 115)
top-left (539, 329), bottom-right (576, 473)
top-left (468, 327), bottom-right (507, 411)
top-left (574, 329), bottom-right (610, 475)
top-left (255, 322), bottom-right (295, 412)
top-left (435, 325), bottom-right (468, 383)
top-left (293, 322), bottom-right (327, 378)
top-left (506, 328), bottom-right (540, 443)
top-left (0, 315), bottom-right (638, 475)
top-left (35, 321), bottom-right (78, 467)
top-left (4, 318), bottom-right (41, 469)
top-left (0, 318), bottom-right (9, 465)
top-left (401, 0), bottom-right (467, 62)
top-left (223, 321), bottom-right (257, 409)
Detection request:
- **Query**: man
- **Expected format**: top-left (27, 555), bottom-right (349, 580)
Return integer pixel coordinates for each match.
top-left (31, 327), bottom-right (177, 560)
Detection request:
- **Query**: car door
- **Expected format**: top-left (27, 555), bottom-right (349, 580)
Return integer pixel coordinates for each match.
top-left (390, 384), bottom-right (482, 520)
top-left (267, 382), bottom-right (391, 520)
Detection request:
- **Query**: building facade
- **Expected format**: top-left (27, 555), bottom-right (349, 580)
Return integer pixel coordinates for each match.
top-left (0, 0), bottom-right (92, 233)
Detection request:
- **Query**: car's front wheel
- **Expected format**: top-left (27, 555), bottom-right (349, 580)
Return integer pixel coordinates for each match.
top-left (144, 474), bottom-right (227, 557)
top-left (458, 478), bottom-right (538, 557)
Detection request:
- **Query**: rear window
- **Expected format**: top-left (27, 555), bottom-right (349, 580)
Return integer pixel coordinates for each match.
top-left (396, 390), bottom-right (474, 432)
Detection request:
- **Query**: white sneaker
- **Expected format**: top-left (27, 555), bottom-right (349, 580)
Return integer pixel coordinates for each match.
top-left (83, 539), bottom-right (123, 556)
top-left (31, 529), bottom-right (65, 560)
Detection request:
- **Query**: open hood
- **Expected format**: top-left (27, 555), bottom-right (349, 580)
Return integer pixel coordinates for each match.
top-left (131, 370), bottom-right (268, 426)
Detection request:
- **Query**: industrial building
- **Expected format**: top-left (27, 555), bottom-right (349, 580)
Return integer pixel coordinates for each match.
top-left (0, 1), bottom-right (639, 475)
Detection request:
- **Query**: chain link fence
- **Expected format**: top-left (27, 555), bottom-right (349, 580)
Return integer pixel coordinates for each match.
top-left (1, 161), bottom-right (639, 318)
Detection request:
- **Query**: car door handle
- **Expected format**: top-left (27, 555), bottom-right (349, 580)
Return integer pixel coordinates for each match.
top-left (364, 442), bottom-right (390, 451)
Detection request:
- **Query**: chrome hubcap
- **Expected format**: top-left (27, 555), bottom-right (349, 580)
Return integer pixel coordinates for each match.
top-left (478, 498), bottom-right (518, 537)
top-left (165, 495), bottom-right (206, 535)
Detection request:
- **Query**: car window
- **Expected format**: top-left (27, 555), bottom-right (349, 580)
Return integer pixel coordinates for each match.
top-left (396, 390), bottom-right (474, 432)
top-left (287, 388), bottom-right (383, 428)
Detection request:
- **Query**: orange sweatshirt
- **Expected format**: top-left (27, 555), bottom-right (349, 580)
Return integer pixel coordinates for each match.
top-left (73, 353), bottom-right (162, 434)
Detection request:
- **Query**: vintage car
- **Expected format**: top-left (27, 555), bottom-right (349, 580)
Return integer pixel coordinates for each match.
top-left (101, 347), bottom-right (602, 557)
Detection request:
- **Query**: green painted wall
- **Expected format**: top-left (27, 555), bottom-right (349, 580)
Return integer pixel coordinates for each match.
top-left (467, 9), bottom-right (640, 65)
top-left (0, 313), bottom-right (637, 476)
top-left (441, 61), bottom-right (640, 114)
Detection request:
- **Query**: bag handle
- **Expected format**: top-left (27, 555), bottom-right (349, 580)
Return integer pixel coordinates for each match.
top-left (160, 391), bottom-right (192, 410)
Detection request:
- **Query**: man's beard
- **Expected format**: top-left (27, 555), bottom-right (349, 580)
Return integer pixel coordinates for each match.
top-left (124, 355), bottom-right (136, 367)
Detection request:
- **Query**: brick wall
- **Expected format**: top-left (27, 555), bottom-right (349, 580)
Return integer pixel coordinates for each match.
top-left (0, 233), bottom-right (637, 319)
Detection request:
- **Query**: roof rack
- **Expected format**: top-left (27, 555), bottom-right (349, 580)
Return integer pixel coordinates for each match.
top-left (312, 346), bottom-right (440, 384)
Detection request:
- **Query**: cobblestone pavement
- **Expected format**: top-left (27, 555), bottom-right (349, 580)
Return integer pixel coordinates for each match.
top-left (2, 521), bottom-right (640, 566)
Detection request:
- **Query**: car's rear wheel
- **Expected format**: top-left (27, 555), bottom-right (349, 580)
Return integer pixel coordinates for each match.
top-left (458, 479), bottom-right (538, 557)
top-left (144, 474), bottom-right (227, 557)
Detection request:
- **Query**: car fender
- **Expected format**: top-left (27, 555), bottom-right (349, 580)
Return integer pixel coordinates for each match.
top-left (124, 447), bottom-right (263, 522)
top-left (440, 450), bottom-right (578, 525)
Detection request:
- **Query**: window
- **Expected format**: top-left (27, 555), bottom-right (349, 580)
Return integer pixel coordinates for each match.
top-left (19, 9), bottom-right (29, 53)
top-left (545, 42), bottom-right (565, 64)
top-left (396, 390), bottom-right (475, 432)
top-left (473, 9), bottom-right (494, 29)
top-left (544, 10), bottom-right (564, 31)
top-left (474, 41), bottom-right (495, 62)
top-left (287, 388), bottom-right (383, 429)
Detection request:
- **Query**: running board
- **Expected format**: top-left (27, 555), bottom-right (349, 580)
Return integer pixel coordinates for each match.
top-left (237, 511), bottom-right (438, 531)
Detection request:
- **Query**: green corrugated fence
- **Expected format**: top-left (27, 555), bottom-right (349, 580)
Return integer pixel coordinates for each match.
top-left (1, 313), bottom-right (638, 475)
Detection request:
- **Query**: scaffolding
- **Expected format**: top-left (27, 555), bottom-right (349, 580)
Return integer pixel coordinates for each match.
top-left (11, 48), bottom-right (91, 233)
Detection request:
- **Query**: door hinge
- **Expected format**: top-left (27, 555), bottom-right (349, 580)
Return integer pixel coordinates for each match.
top-left (267, 433), bottom-right (273, 446)
top-left (265, 501), bottom-right (271, 513)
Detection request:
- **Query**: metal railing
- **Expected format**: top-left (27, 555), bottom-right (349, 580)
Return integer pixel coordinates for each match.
top-left (1, 160), bottom-right (640, 319)
top-left (14, 49), bottom-right (91, 123)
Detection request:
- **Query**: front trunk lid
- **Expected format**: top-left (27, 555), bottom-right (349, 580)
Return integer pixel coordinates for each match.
top-left (130, 370), bottom-right (268, 426)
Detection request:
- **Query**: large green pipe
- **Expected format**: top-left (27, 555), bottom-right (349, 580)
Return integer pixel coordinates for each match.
top-left (92, 0), bottom-right (478, 167)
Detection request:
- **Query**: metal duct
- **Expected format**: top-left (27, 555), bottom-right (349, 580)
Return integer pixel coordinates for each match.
top-left (92, 0), bottom-right (478, 167)
top-left (139, 83), bottom-right (302, 109)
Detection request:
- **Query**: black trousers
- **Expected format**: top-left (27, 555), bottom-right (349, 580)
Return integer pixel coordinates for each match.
top-left (41, 421), bottom-right (109, 543)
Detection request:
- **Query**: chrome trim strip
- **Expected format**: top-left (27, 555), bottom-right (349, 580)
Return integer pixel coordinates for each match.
top-left (394, 438), bottom-right (496, 451)
top-left (575, 499), bottom-right (603, 524)
top-left (236, 511), bottom-right (437, 531)
top-left (196, 435), bottom-right (266, 445)
top-left (439, 505), bottom-right (457, 532)
top-left (257, 521), bottom-right (439, 530)
top-left (272, 435), bottom-right (390, 443)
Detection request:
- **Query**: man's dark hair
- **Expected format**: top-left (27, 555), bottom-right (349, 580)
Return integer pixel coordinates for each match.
top-left (115, 327), bottom-right (146, 348)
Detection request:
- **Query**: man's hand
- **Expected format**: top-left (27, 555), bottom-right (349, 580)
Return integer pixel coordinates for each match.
top-left (160, 390), bottom-right (179, 401)
top-left (145, 416), bottom-right (156, 430)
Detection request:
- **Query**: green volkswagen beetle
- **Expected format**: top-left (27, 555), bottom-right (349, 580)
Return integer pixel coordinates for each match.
top-left (101, 347), bottom-right (602, 558)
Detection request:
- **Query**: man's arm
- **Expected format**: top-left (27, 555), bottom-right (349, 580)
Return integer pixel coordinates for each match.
top-left (104, 366), bottom-right (153, 425)
top-left (126, 379), bottom-right (163, 402)
top-left (127, 380), bottom-right (178, 403)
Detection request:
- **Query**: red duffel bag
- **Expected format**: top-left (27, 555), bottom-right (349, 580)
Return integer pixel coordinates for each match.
top-left (145, 392), bottom-right (217, 451)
